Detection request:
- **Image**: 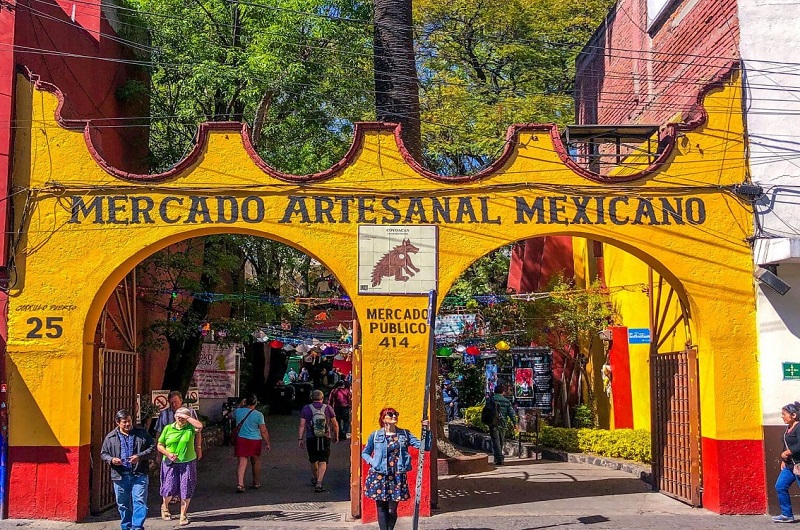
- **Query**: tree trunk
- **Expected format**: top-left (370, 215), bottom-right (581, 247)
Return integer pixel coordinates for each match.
top-left (161, 239), bottom-right (220, 391)
top-left (373, 0), bottom-right (422, 161)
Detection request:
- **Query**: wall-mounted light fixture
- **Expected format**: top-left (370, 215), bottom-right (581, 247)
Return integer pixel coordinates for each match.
top-left (755, 264), bottom-right (791, 296)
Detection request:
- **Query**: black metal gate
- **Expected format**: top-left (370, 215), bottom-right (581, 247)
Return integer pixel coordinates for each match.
top-left (90, 348), bottom-right (137, 513)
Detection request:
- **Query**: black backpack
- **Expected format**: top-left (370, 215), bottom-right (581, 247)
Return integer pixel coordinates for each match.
top-left (481, 397), bottom-right (500, 427)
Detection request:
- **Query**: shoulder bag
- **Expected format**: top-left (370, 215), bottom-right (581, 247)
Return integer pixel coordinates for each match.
top-left (783, 428), bottom-right (800, 476)
top-left (231, 409), bottom-right (255, 444)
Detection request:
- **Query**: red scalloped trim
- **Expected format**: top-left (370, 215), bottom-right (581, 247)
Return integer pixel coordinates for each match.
top-left (21, 61), bottom-right (739, 184)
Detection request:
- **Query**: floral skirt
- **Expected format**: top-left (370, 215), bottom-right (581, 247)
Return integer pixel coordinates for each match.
top-left (364, 469), bottom-right (410, 502)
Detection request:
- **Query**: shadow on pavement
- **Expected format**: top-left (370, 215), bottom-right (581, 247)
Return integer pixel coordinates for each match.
top-left (435, 459), bottom-right (653, 514)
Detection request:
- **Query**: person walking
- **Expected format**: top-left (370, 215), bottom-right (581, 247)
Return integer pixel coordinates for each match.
top-left (157, 407), bottom-right (204, 525)
top-left (774, 401), bottom-right (800, 522)
top-left (328, 381), bottom-right (352, 440)
top-left (100, 409), bottom-right (155, 530)
top-left (233, 395), bottom-right (272, 493)
top-left (361, 407), bottom-right (430, 530)
top-left (488, 383), bottom-right (517, 466)
top-left (299, 390), bottom-right (339, 492)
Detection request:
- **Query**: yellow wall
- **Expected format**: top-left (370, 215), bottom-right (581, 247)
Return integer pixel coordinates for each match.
top-left (603, 248), bottom-right (686, 430)
top-left (8, 71), bottom-right (760, 455)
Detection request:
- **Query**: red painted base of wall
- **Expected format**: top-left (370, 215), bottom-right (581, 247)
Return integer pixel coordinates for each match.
top-left (361, 446), bottom-right (431, 524)
top-left (8, 445), bottom-right (90, 521)
top-left (701, 437), bottom-right (766, 514)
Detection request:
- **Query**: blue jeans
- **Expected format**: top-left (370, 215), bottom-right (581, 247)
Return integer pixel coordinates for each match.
top-left (113, 473), bottom-right (149, 530)
top-left (776, 466), bottom-right (800, 517)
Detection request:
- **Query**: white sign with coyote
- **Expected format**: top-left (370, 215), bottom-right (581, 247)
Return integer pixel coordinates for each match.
top-left (358, 225), bottom-right (437, 295)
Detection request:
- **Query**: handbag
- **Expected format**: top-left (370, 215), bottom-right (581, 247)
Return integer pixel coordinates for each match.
top-left (231, 409), bottom-right (255, 444)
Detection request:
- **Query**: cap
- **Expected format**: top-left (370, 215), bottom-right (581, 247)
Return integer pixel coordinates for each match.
top-left (444, 380), bottom-right (452, 385)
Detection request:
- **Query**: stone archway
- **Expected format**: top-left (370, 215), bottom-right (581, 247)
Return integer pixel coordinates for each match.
top-left (5, 66), bottom-right (763, 521)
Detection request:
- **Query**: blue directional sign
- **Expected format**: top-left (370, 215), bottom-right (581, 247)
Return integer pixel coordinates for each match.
top-left (628, 328), bottom-right (651, 344)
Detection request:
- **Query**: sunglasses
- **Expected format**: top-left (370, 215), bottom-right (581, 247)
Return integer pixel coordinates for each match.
top-left (385, 412), bottom-right (399, 418)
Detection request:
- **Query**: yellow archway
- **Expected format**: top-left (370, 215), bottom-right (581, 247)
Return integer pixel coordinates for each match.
top-left (6, 67), bottom-right (762, 520)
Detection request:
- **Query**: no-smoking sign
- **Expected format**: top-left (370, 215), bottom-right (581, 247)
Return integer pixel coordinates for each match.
top-left (186, 387), bottom-right (200, 410)
top-left (151, 390), bottom-right (170, 414)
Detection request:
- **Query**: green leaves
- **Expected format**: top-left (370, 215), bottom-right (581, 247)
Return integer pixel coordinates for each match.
top-left (416, 0), bottom-right (614, 174)
top-left (128, 0), bottom-right (375, 174)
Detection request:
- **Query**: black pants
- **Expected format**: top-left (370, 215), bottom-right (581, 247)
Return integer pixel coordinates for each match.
top-left (334, 406), bottom-right (351, 437)
top-left (375, 500), bottom-right (399, 530)
top-left (489, 425), bottom-right (505, 464)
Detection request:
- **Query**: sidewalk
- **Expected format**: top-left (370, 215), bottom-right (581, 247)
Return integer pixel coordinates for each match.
top-left (0, 413), bottom-right (779, 530)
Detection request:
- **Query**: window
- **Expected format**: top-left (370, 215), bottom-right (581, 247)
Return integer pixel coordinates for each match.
top-left (647, 0), bottom-right (673, 28)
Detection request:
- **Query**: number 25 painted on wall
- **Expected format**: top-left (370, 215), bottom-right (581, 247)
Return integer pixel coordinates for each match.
top-left (26, 316), bottom-right (64, 339)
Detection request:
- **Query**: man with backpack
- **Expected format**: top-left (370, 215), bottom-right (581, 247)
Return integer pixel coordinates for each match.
top-left (298, 390), bottom-right (339, 492)
top-left (483, 383), bottom-right (518, 466)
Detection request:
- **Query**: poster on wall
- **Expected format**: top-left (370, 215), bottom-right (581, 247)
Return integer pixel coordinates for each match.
top-left (514, 368), bottom-right (534, 400)
top-left (512, 346), bottom-right (553, 415)
top-left (358, 225), bottom-right (437, 295)
top-left (485, 363), bottom-right (498, 396)
top-left (190, 343), bottom-right (240, 398)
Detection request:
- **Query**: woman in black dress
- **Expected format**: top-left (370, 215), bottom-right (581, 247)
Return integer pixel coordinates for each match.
top-left (361, 407), bottom-right (429, 530)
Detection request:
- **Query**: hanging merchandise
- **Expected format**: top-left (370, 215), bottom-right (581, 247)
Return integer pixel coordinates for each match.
top-left (455, 345), bottom-right (466, 353)
top-left (466, 345), bottom-right (481, 356)
top-left (269, 339), bottom-right (284, 349)
top-left (602, 363), bottom-right (613, 397)
top-left (295, 344), bottom-right (309, 353)
top-left (333, 358), bottom-right (352, 376)
top-left (200, 322), bottom-right (211, 337)
top-left (495, 340), bottom-right (511, 351)
top-left (283, 343), bottom-right (295, 351)
top-left (322, 346), bottom-right (338, 357)
top-left (436, 347), bottom-right (453, 358)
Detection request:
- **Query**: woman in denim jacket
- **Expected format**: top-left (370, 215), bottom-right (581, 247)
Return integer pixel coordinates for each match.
top-left (361, 407), bottom-right (430, 530)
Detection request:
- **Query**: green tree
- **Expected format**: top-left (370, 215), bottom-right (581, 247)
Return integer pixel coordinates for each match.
top-left (446, 246), bottom-right (511, 303)
top-left (126, 0), bottom-right (375, 173)
top-left (415, 0), bottom-right (614, 174)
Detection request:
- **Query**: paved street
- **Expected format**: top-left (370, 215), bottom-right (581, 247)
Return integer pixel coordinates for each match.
top-left (0, 412), bottom-right (782, 530)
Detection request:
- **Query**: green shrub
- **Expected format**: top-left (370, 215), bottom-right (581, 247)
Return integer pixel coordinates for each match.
top-left (539, 426), bottom-right (651, 464)
top-left (573, 405), bottom-right (596, 428)
top-left (463, 405), bottom-right (487, 432)
top-left (463, 404), bottom-right (516, 438)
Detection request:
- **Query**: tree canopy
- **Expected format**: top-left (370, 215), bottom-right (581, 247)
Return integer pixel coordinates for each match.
top-left (415, 0), bottom-right (614, 174)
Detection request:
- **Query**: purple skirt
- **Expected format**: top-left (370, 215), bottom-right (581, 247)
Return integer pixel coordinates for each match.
top-left (160, 459), bottom-right (197, 499)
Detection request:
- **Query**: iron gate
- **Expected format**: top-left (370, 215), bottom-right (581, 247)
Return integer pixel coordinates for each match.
top-left (91, 348), bottom-right (138, 513)
top-left (649, 348), bottom-right (701, 506)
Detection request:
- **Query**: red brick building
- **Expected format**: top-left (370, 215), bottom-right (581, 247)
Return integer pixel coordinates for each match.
top-left (0, 0), bottom-right (148, 519)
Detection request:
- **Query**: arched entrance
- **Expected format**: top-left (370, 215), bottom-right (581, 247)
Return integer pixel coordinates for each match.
top-left (86, 234), bottom-right (358, 516)
top-left (5, 66), bottom-right (763, 520)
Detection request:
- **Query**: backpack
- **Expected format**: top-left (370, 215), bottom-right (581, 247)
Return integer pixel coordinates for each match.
top-left (481, 397), bottom-right (500, 427)
top-left (311, 404), bottom-right (330, 437)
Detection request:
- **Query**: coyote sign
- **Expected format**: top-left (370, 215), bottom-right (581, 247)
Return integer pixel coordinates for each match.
top-left (371, 239), bottom-right (420, 286)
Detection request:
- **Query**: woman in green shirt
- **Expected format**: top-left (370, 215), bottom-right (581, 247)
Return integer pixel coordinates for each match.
top-left (157, 407), bottom-right (203, 525)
